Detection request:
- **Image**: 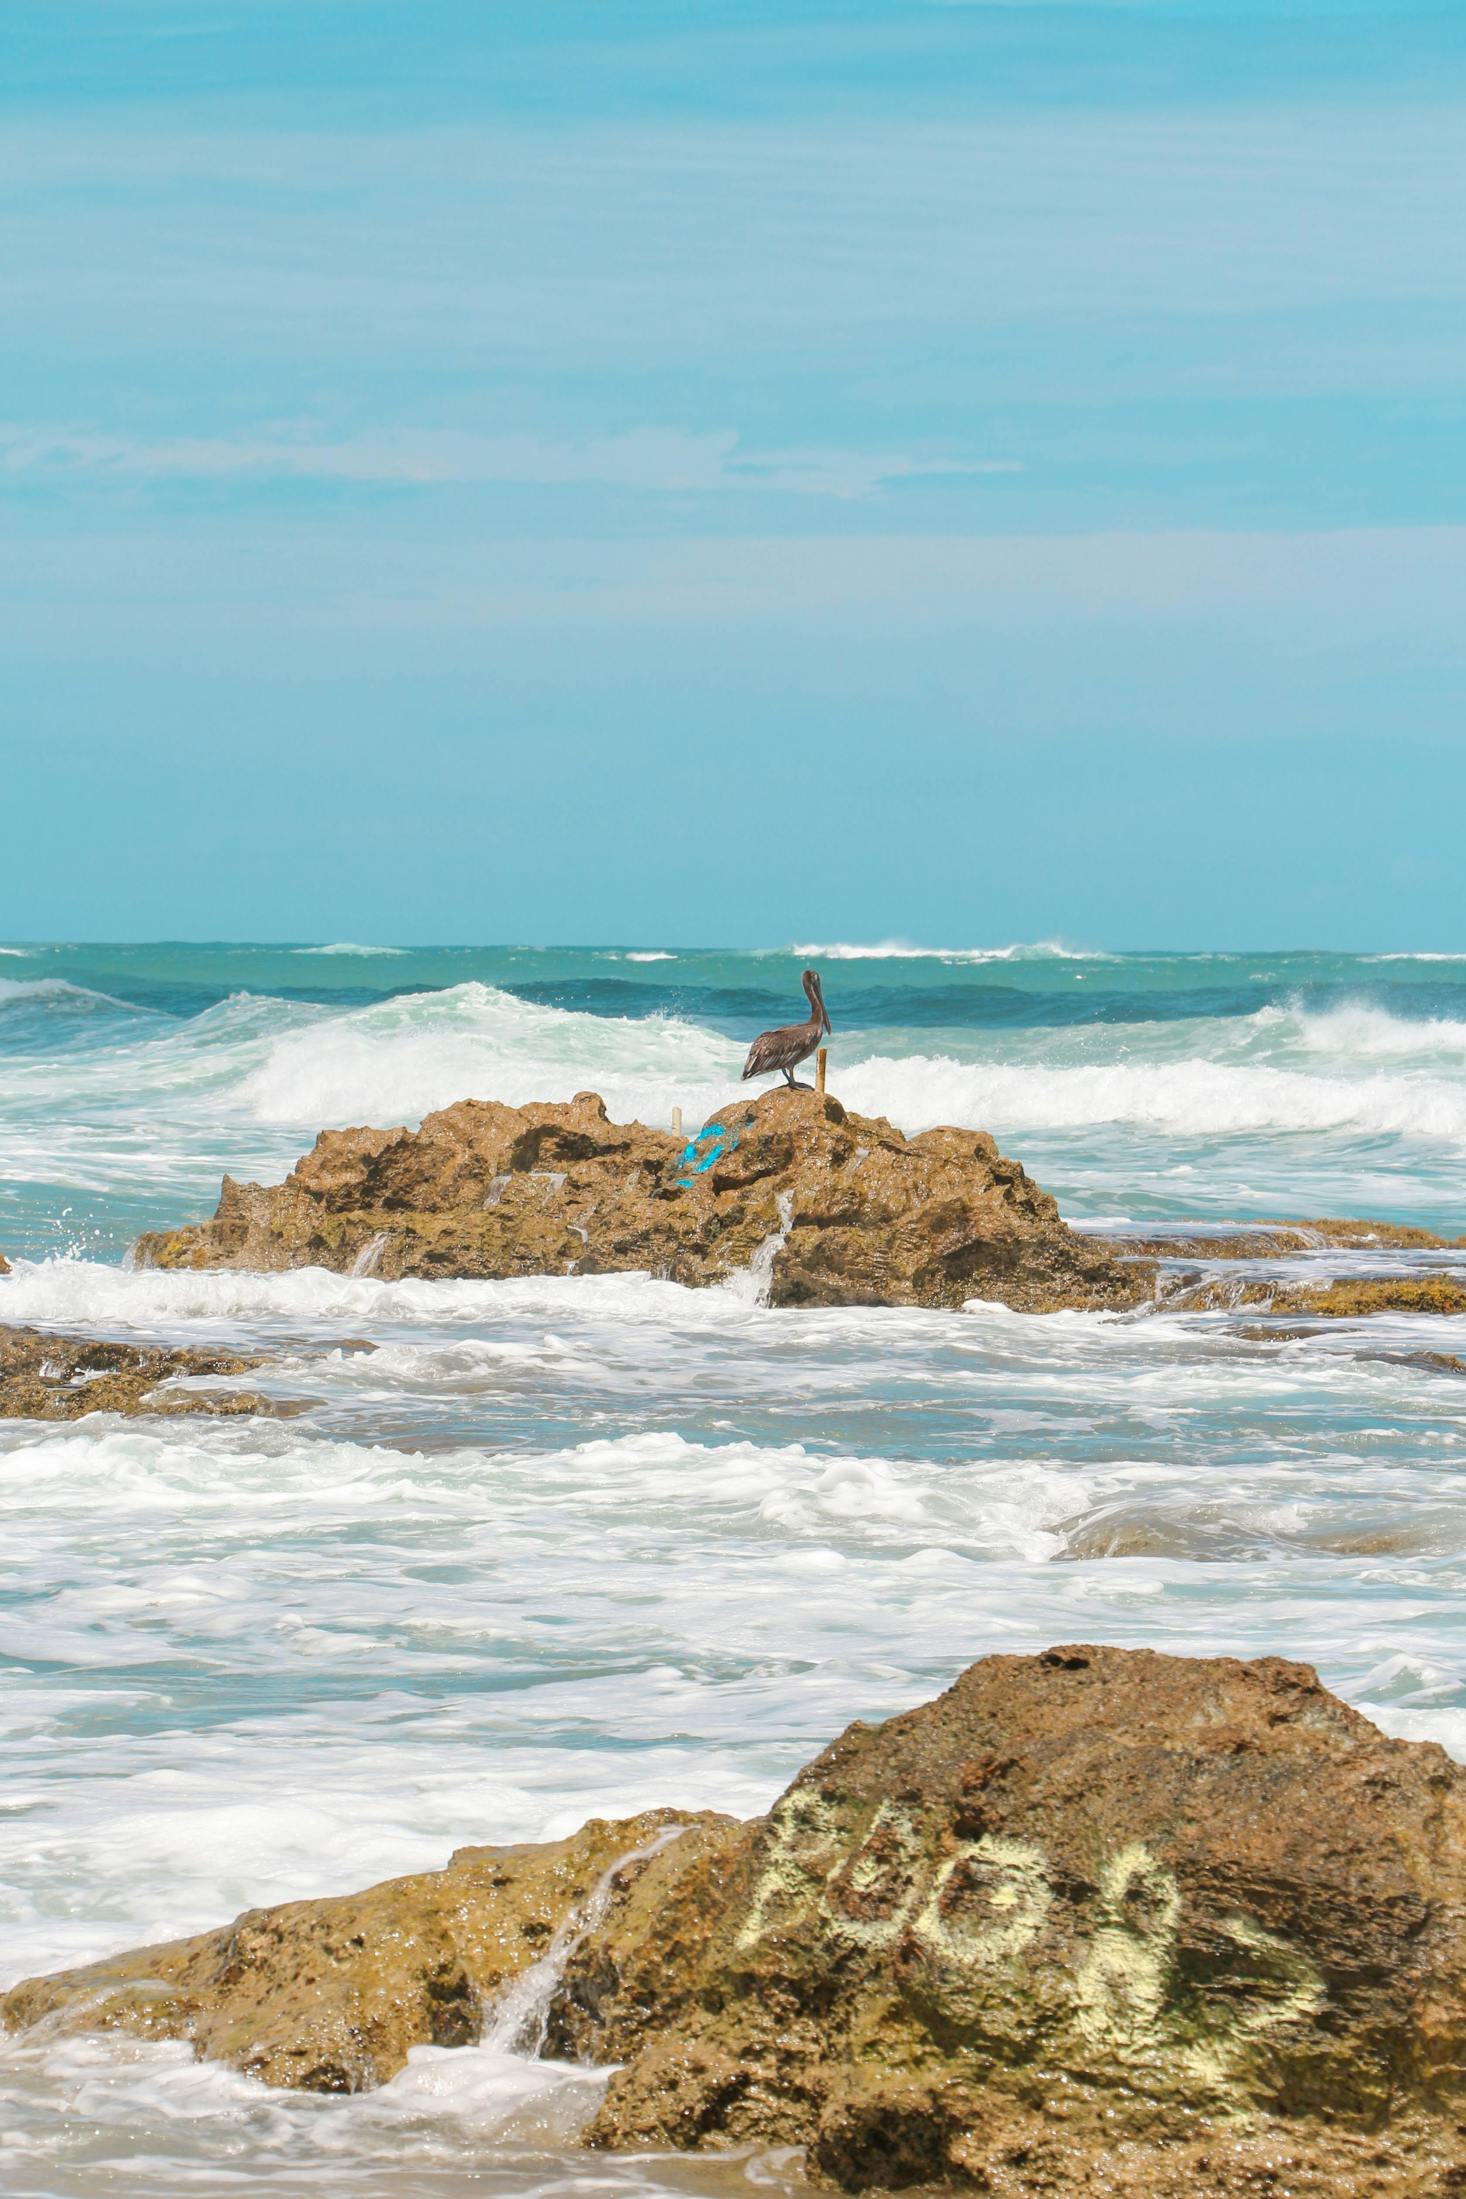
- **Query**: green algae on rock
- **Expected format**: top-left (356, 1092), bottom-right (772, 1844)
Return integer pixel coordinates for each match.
top-left (8, 1646), bottom-right (1466, 2195)
top-left (133, 1086), bottom-right (1151, 1314)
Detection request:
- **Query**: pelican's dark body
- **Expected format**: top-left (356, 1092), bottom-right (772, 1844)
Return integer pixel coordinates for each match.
top-left (742, 968), bottom-right (831, 1087)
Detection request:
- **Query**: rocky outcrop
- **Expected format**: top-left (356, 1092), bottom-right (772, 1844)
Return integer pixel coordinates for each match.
top-left (134, 1088), bottom-right (1150, 1314)
top-left (0, 1323), bottom-right (273, 1420)
top-left (1, 1810), bottom-right (728, 2093)
top-left (9, 1646), bottom-right (1466, 2194)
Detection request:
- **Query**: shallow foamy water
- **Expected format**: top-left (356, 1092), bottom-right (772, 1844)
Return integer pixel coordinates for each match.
top-left (6, 1263), bottom-right (1466, 2192)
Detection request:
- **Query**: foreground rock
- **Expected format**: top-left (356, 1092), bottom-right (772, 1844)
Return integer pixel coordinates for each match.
top-left (0, 1323), bottom-right (272, 1420)
top-left (9, 1646), bottom-right (1466, 2194)
top-left (134, 1087), bottom-right (1149, 1314)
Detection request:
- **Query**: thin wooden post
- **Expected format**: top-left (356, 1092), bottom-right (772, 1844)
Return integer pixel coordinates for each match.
top-left (671, 1106), bottom-right (683, 1137)
top-left (815, 1048), bottom-right (827, 1096)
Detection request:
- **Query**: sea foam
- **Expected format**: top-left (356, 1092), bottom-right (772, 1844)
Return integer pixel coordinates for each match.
top-left (786, 939), bottom-right (1105, 962)
top-left (291, 943), bottom-right (407, 957)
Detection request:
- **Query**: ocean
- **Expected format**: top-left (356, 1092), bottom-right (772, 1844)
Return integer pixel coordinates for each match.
top-left (4, 940), bottom-right (1466, 2196)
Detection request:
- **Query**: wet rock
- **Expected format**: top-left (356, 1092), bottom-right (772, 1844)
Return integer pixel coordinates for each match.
top-left (0, 1324), bottom-right (272, 1421)
top-left (9, 1647), bottom-right (1466, 2193)
top-left (1188, 1275), bottom-right (1466, 1319)
top-left (1, 1811), bottom-right (730, 2092)
top-left (1267, 1275), bottom-right (1466, 1318)
top-left (1119, 1218), bottom-right (1466, 1260)
top-left (133, 1087), bottom-right (1150, 1314)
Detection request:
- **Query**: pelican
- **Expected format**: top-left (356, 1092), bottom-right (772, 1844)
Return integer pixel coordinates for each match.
top-left (742, 968), bottom-right (832, 1088)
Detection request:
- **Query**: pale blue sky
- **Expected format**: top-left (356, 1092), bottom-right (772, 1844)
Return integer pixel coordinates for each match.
top-left (4, 1), bottom-right (1465, 946)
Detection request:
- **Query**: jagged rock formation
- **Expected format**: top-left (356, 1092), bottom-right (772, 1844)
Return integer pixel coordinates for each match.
top-left (9, 1646), bottom-right (1466, 2194)
top-left (134, 1087), bottom-right (1150, 1314)
top-left (0, 1323), bottom-right (272, 1420)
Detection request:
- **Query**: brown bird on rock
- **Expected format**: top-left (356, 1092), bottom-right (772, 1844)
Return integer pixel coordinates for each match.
top-left (742, 968), bottom-right (832, 1089)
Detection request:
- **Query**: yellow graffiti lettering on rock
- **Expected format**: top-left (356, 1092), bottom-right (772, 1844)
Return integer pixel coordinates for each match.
top-left (734, 1789), bottom-right (843, 1953)
top-left (825, 1801), bottom-right (925, 1949)
top-left (1175, 1911), bottom-right (1327, 2091)
top-left (914, 1837), bottom-right (1053, 1968)
top-left (1072, 1844), bottom-right (1181, 2059)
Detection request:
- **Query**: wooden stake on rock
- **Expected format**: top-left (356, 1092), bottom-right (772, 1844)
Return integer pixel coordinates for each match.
top-left (815, 1048), bottom-right (827, 1096)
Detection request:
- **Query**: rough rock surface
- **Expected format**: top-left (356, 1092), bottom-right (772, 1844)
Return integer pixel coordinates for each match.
top-left (9, 1647), bottom-right (1466, 2193)
top-left (2, 1812), bottom-right (725, 2093)
top-left (0, 1323), bottom-right (271, 1420)
top-left (134, 1087), bottom-right (1150, 1314)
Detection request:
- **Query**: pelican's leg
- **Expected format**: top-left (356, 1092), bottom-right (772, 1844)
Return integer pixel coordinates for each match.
top-left (784, 1068), bottom-right (797, 1088)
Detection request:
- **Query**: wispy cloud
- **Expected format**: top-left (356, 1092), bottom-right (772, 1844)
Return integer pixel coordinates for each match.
top-left (0, 423), bottom-right (1019, 500)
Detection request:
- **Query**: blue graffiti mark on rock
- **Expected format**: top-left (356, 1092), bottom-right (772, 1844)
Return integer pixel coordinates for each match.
top-left (676, 1122), bottom-right (738, 1188)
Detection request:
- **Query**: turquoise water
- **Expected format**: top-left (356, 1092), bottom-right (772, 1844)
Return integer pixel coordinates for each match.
top-left (4, 941), bottom-right (1466, 2195)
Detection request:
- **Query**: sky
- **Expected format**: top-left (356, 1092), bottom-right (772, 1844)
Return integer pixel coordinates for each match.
top-left (3, 0), bottom-right (1466, 949)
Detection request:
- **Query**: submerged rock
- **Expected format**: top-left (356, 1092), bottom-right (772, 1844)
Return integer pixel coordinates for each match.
top-left (0, 1323), bottom-right (272, 1420)
top-left (9, 1646), bottom-right (1466, 2193)
top-left (1266, 1274), bottom-right (1466, 1318)
top-left (133, 1087), bottom-right (1149, 1314)
top-left (1121, 1217), bottom-right (1466, 1260)
top-left (1178, 1274), bottom-right (1466, 1319)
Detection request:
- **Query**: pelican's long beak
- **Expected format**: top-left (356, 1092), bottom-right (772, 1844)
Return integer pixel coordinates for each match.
top-left (818, 986), bottom-right (832, 1035)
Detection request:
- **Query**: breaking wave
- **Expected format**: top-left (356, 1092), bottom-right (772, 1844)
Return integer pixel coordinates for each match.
top-left (14, 981), bottom-right (1466, 1154)
top-left (236, 982), bottom-right (735, 1128)
top-left (0, 977), bottom-right (133, 1011)
top-left (228, 988), bottom-right (1466, 1151)
top-left (785, 939), bottom-right (1106, 962)
top-left (839, 1054), bottom-right (1466, 1146)
top-left (291, 942), bottom-right (407, 957)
